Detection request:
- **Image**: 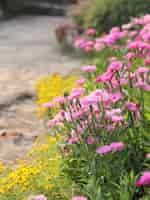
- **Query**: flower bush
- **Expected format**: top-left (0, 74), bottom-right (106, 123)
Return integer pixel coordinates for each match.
top-left (43, 14), bottom-right (150, 199)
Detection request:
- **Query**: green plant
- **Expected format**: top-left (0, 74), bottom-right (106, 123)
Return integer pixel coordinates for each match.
top-left (70, 0), bottom-right (150, 33)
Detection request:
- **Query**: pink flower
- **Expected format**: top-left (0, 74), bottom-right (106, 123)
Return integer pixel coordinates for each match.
top-left (126, 102), bottom-right (141, 120)
top-left (96, 145), bottom-right (112, 155)
top-left (96, 142), bottom-right (125, 155)
top-left (87, 136), bottom-right (96, 145)
top-left (47, 112), bottom-right (63, 128)
top-left (110, 27), bottom-right (120, 33)
top-left (69, 88), bottom-right (85, 99)
top-left (53, 96), bottom-right (65, 105)
top-left (78, 127), bottom-right (85, 135)
top-left (68, 136), bottom-right (79, 144)
top-left (135, 81), bottom-right (150, 91)
top-left (110, 142), bottom-right (124, 152)
top-left (72, 111), bottom-right (83, 120)
top-left (94, 42), bottom-right (105, 51)
top-left (126, 102), bottom-right (138, 112)
top-left (76, 78), bottom-right (86, 86)
top-left (143, 14), bottom-right (150, 24)
top-left (43, 102), bottom-right (53, 108)
top-left (74, 37), bottom-right (86, 48)
top-left (35, 196), bottom-right (47, 200)
top-left (86, 28), bottom-right (96, 36)
top-left (145, 58), bottom-right (150, 65)
top-left (96, 72), bottom-right (113, 83)
top-left (128, 41), bottom-right (150, 51)
top-left (105, 30), bottom-right (124, 45)
top-left (119, 77), bottom-right (128, 86)
top-left (136, 67), bottom-right (149, 75)
top-left (124, 52), bottom-right (135, 61)
top-left (111, 115), bottom-right (124, 123)
top-left (71, 196), bottom-right (88, 200)
top-left (136, 171), bottom-right (150, 187)
top-left (110, 92), bottom-right (123, 103)
top-left (81, 94), bottom-right (100, 106)
top-left (127, 62), bottom-right (132, 69)
top-left (81, 65), bottom-right (96, 73)
top-left (28, 195), bottom-right (47, 200)
top-left (146, 153), bottom-right (150, 158)
top-left (106, 108), bottom-right (122, 118)
top-left (108, 61), bottom-right (123, 71)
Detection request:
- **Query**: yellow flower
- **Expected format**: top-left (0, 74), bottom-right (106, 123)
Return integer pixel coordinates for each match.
top-left (0, 187), bottom-right (5, 194)
top-left (0, 161), bottom-right (4, 174)
top-left (35, 73), bottom-right (78, 117)
top-left (0, 135), bottom-right (63, 198)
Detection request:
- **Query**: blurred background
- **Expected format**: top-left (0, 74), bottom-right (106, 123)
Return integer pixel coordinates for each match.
top-left (0, 0), bottom-right (77, 18)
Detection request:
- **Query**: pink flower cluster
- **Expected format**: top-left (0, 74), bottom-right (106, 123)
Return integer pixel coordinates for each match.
top-left (45, 14), bottom-right (150, 192)
top-left (74, 14), bottom-right (150, 60)
top-left (96, 60), bottom-right (150, 92)
top-left (96, 142), bottom-right (124, 155)
top-left (45, 57), bottom-right (148, 143)
top-left (74, 26), bottom-right (125, 52)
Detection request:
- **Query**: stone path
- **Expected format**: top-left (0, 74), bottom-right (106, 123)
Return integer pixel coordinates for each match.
top-left (0, 15), bottom-right (80, 163)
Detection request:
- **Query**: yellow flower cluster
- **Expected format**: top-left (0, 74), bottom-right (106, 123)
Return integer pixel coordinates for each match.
top-left (0, 161), bottom-right (4, 174)
top-left (35, 73), bottom-right (78, 117)
top-left (0, 136), bottom-right (62, 198)
top-left (0, 164), bottom-right (40, 194)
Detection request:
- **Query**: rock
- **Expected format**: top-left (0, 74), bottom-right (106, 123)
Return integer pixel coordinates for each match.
top-left (0, 88), bottom-right (35, 110)
top-left (0, 130), bottom-right (23, 140)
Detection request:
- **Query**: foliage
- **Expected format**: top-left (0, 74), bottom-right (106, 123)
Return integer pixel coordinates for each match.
top-left (69, 0), bottom-right (150, 33)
